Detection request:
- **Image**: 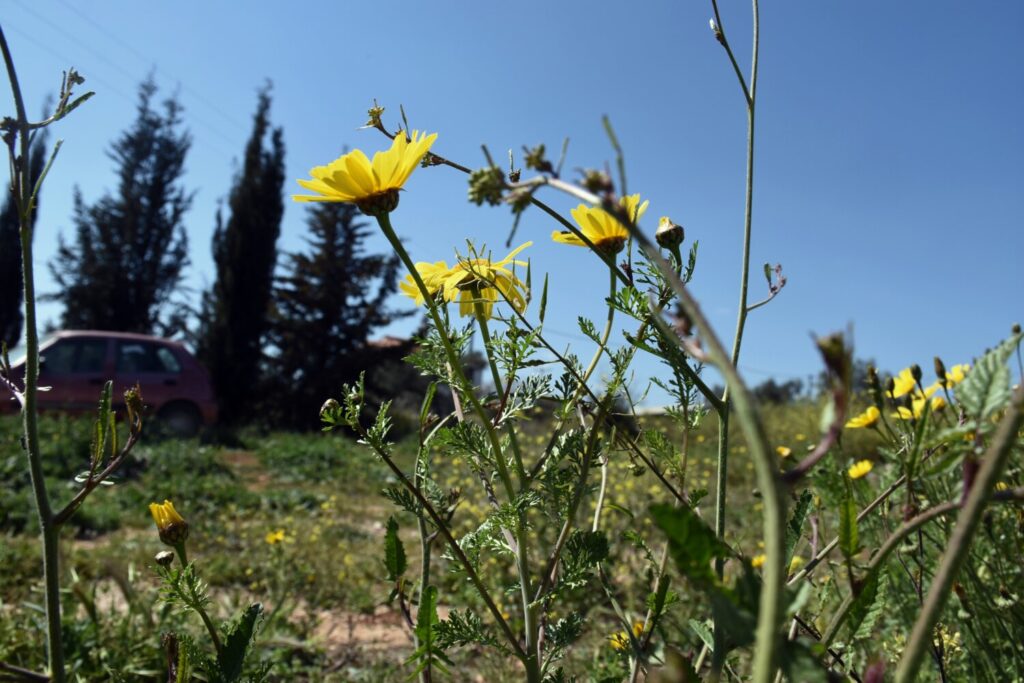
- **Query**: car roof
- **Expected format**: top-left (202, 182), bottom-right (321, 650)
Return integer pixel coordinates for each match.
top-left (50, 330), bottom-right (187, 349)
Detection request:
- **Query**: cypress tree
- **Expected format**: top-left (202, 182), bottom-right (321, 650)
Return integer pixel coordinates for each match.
top-left (48, 79), bottom-right (192, 334)
top-left (0, 127), bottom-right (47, 350)
top-left (268, 201), bottom-right (410, 428)
top-left (196, 85), bottom-right (285, 424)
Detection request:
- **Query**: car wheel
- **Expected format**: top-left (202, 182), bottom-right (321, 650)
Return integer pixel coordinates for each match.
top-left (157, 402), bottom-right (202, 438)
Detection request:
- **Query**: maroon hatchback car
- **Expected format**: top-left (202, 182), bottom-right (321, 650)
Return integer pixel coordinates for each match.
top-left (1, 330), bottom-right (217, 436)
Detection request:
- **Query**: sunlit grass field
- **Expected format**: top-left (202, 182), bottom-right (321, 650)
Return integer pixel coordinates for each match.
top-left (0, 407), bottom-right (892, 680)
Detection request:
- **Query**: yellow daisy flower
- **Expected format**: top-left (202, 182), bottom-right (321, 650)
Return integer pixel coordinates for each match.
top-left (400, 243), bottom-right (531, 320)
top-left (609, 631), bottom-right (630, 651)
top-left (891, 368), bottom-right (917, 398)
top-left (293, 130), bottom-right (438, 214)
top-left (552, 194), bottom-right (649, 254)
top-left (776, 446), bottom-right (792, 458)
top-left (845, 406), bottom-right (880, 429)
top-left (751, 553), bottom-right (767, 569)
top-left (265, 529), bottom-right (286, 545)
top-left (892, 395), bottom-right (945, 421)
top-left (149, 500), bottom-right (189, 547)
top-left (945, 364), bottom-right (970, 385)
top-left (847, 460), bottom-right (873, 479)
top-left (397, 260), bottom-right (450, 305)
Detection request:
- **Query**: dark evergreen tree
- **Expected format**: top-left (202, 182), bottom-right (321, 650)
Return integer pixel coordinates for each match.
top-left (268, 202), bottom-right (410, 428)
top-left (0, 127), bottom-right (47, 350)
top-left (48, 79), bottom-right (191, 334)
top-left (195, 86), bottom-right (285, 424)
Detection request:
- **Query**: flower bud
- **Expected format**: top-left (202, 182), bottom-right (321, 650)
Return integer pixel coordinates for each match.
top-left (320, 398), bottom-right (341, 422)
top-left (1013, 323), bottom-right (1022, 335)
top-left (149, 500), bottom-right (189, 548)
top-left (155, 550), bottom-right (175, 568)
top-left (911, 364), bottom-right (922, 384)
top-left (655, 216), bottom-right (685, 250)
top-left (934, 357), bottom-right (947, 387)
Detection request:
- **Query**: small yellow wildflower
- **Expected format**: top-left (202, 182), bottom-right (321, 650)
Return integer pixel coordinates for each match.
top-left (891, 368), bottom-right (917, 398)
top-left (994, 481), bottom-right (1010, 491)
top-left (293, 130), bottom-right (437, 214)
top-left (776, 446), bottom-right (792, 458)
top-left (609, 631), bottom-right (630, 651)
top-left (845, 406), bottom-right (880, 429)
top-left (552, 194), bottom-right (649, 255)
top-left (149, 500), bottom-right (189, 548)
top-left (945, 364), bottom-right (970, 386)
top-left (788, 556), bottom-right (805, 574)
top-left (751, 554), bottom-right (767, 569)
top-left (848, 460), bottom-right (873, 480)
top-left (892, 395), bottom-right (945, 421)
top-left (400, 242), bottom-right (531, 320)
top-left (265, 529), bottom-right (286, 545)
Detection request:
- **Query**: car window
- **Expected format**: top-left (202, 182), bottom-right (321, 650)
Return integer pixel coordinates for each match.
top-left (117, 341), bottom-right (180, 374)
top-left (42, 338), bottom-right (107, 374)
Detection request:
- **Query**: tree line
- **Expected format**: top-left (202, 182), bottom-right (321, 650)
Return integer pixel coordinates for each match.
top-left (1, 78), bottom-right (416, 428)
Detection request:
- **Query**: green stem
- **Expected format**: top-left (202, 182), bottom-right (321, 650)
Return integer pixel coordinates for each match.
top-left (415, 449), bottom-right (433, 683)
top-left (472, 298), bottom-right (526, 484)
top-left (712, 0), bottom-right (759, 672)
top-left (895, 385), bottom-right (1024, 682)
top-left (376, 213), bottom-right (538, 679)
top-left (1, 27), bottom-right (65, 683)
top-left (472, 301), bottom-right (539, 679)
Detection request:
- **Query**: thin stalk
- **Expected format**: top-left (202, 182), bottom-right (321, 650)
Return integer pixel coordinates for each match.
top-left (415, 449), bottom-right (433, 683)
top-left (472, 302), bottom-right (539, 679)
top-left (715, 0), bottom-right (760, 574)
top-left (377, 213), bottom-right (538, 680)
top-left (1, 26), bottom-right (65, 683)
top-left (584, 269), bottom-right (617, 534)
top-left (896, 385), bottom-right (1024, 682)
top-left (712, 0), bottom-right (759, 671)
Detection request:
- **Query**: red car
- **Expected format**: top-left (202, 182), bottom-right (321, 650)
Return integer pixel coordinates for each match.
top-left (1, 330), bottom-right (217, 436)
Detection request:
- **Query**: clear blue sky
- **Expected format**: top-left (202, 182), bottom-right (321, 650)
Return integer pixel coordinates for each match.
top-left (4, 1), bottom-right (1022, 403)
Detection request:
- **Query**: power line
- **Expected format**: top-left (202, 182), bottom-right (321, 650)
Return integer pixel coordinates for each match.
top-left (56, 0), bottom-right (250, 132)
top-left (8, 0), bottom-right (241, 157)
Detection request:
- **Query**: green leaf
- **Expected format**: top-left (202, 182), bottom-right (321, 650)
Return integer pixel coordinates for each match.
top-left (384, 516), bottom-right (407, 581)
top-left (956, 333), bottom-right (1021, 421)
top-left (407, 585), bottom-right (452, 677)
top-left (434, 609), bottom-right (504, 652)
top-left (651, 504), bottom-right (729, 588)
top-left (217, 602), bottom-right (263, 682)
top-left (852, 574), bottom-right (888, 640)
top-left (838, 495), bottom-right (858, 561)
top-left (846, 572), bottom-right (880, 640)
top-left (785, 489), bottom-right (813, 567)
top-left (689, 618), bottom-right (714, 651)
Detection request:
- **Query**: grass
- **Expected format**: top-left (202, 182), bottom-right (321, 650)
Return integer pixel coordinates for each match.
top-left (4, 400), bottom-right (1017, 681)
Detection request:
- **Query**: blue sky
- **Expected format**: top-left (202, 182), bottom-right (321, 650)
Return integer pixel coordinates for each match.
top-left (4, 1), bottom-right (1022, 403)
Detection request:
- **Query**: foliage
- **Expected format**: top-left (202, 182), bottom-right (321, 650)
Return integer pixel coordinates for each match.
top-left (48, 78), bottom-right (192, 336)
top-left (265, 201), bottom-right (411, 427)
top-left (196, 85), bottom-right (285, 424)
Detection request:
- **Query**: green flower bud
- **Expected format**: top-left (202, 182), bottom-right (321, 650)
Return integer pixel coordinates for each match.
top-left (655, 216), bottom-right (685, 250)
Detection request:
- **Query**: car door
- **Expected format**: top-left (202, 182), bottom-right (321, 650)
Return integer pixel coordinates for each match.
top-left (37, 337), bottom-right (112, 411)
top-left (114, 340), bottom-right (182, 414)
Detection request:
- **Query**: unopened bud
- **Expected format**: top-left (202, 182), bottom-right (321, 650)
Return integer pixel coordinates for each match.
top-left (911, 364), bottom-right (922, 384)
top-left (655, 216), bottom-right (685, 250)
top-left (886, 377), bottom-right (895, 395)
top-left (1013, 323), bottom-right (1022, 335)
top-left (320, 398), bottom-right (341, 421)
top-left (155, 550), bottom-right (175, 568)
top-left (934, 357), bottom-right (947, 387)
top-left (149, 500), bottom-right (189, 548)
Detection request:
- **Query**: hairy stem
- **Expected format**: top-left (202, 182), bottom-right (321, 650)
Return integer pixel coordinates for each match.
top-left (1, 26), bottom-right (65, 683)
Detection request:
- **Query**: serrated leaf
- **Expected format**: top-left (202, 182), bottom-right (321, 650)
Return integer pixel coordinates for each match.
top-left (956, 334), bottom-right (1020, 420)
top-left (384, 516), bottom-right (407, 581)
top-left (785, 489), bottom-right (813, 567)
top-left (852, 574), bottom-right (888, 640)
top-left (651, 504), bottom-right (729, 588)
top-left (689, 618), bottom-right (714, 651)
top-left (217, 602), bottom-right (263, 682)
top-left (839, 496), bottom-right (858, 560)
